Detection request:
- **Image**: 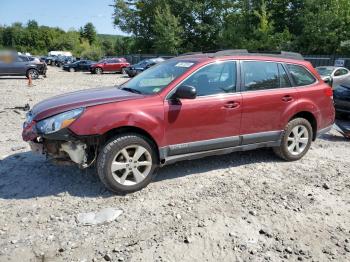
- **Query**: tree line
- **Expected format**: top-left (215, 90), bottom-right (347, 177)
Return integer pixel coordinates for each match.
top-left (113, 0), bottom-right (350, 55)
top-left (0, 20), bottom-right (135, 60)
top-left (1, 0), bottom-right (350, 59)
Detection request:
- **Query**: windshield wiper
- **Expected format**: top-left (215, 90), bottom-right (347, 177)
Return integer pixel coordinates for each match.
top-left (121, 87), bottom-right (142, 94)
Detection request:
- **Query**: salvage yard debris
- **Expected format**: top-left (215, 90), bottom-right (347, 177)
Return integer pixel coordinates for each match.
top-left (76, 208), bottom-right (123, 226)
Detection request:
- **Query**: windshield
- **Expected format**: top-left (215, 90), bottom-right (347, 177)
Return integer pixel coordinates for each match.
top-left (317, 67), bottom-right (334, 76)
top-left (121, 60), bottom-right (197, 94)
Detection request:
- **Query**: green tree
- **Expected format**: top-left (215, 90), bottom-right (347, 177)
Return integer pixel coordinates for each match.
top-left (101, 39), bottom-right (114, 56)
top-left (114, 36), bottom-right (135, 55)
top-left (153, 4), bottom-right (182, 54)
top-left (113, 0), bottom-right (225, 52)
top-left (82, 22), bottom-right (97, 45)
top-left (296, 0), bottom-right (350, 54)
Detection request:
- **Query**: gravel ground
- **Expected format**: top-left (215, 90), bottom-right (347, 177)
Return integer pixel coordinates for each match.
top-left (0, 67), bottom-right (349, 262)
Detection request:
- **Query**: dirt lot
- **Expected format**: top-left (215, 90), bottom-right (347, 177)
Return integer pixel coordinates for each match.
top-left (0, 67), bottom-right (349, 262)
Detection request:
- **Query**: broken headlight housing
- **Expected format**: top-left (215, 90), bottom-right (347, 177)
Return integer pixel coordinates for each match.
top-left (36, 108), bottom-right (84, 134)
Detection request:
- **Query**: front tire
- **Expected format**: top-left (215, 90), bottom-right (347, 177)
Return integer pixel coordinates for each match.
top-left (69, 67), bottom-right (75, 72)
top-left (97, 134), bottom-right (158, 194)
top-left (273, 118), bottom-right (313, 161)
top-left (95, 67), bottom-right (103, 74)
top-left (26, 69), bottom-right (39, 79)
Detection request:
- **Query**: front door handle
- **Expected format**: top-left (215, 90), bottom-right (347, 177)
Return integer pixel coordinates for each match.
top-left (223, 101), bottom-right (240, 109)
top-left (282, 95), bottom-right (293, 102)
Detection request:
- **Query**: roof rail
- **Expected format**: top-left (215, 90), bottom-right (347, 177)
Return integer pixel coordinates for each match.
top-left (209, 49), bottom-right (249, 57)
top-left (178, 52), bottom-right (203, 56)
top-left (211, 50), bottom-right (304, 60)
top-left (178, 50), bottom-right (304, 60)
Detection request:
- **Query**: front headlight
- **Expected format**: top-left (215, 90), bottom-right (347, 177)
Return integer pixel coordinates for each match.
top-left (36, 108), bottom-right (84, 134)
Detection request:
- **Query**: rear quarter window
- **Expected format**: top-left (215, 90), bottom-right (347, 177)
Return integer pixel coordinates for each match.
top-left (287, 64), bottom-right (317, 86)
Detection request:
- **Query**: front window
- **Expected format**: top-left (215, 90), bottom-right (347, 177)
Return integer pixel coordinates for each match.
top-left (121, 60), bottom-right (197, 95)
top-left (182, 61), bottom-right (237, 96)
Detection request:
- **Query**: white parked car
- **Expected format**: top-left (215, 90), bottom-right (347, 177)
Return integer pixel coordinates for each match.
top-left (316, 66), bottom-right (350, 87)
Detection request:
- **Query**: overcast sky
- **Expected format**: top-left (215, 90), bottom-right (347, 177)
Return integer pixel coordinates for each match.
top-left (0, 0), bottom-right (125, 35)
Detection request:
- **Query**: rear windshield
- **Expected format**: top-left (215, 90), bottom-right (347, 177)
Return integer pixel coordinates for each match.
top-left (316, 67), bottom-right (333, 76)
top-left (121, 60), bottom-right (197, 95)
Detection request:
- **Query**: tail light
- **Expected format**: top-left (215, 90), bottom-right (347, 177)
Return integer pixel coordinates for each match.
top-left (324, 87), bottom-right (333, 99)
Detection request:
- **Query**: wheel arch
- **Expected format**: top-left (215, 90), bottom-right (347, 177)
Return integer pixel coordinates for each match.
top-left (26, 67), bottom-right (39, 78)
top-left (101, 126), bottom-right (160, 162)
top-left (289, 111), bottom-right (317, 140)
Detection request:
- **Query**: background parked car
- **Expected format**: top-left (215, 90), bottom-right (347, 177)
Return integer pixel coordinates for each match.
top-left (55, 56), bottom-right (75, 67)
top-left (0, 55), bottom-right (47, 79)
top-left (125, 57), bottom-right (165, 77)
top-left (63, 60), bottom-right (95, 72)
top-left (90, 58), bottom-right (130, 74)
top-left (45, 55), bottom-right (57, 65)
top-left (39, 56), bottom-right (47, 63)
top-left (334, 79), bottom-right (350, 119)
top-left (316, 66), bottom-right (350, 87)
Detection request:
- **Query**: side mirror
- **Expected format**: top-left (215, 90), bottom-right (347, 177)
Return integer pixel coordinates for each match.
top-left (173, 85), bottom-right (197, 99)
top-left (324, 76), bottom-right (333, 87)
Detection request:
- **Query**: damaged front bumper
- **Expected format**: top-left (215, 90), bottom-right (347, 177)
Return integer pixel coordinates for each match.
top-left (23, 121), bottom-right (95, 168)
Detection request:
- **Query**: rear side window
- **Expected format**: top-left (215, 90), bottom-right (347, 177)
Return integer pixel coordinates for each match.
top-left (242, 61), bottom-right (280, 91)
top-left (286, 64), bottom-right (316, 86)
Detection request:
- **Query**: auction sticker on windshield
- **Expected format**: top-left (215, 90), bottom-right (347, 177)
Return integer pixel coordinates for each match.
top-left (175, 62), bottom-right (194, 67)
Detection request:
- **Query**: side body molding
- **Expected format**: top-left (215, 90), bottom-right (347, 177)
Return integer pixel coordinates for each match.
top-left (159, 130), bottom-right (283, 164)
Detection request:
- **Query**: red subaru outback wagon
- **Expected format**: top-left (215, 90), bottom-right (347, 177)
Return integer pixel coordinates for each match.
top-left (22, 50), bottom-right (335, 193)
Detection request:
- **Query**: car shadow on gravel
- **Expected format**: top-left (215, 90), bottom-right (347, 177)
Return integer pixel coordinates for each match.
top-left (0, 77), bottom-right (28, 80)
top-left (0, 148), bottom-right (278, 200)
top-left (155, 148), bottom-right (279, 182)
top-left (0, 151), bottom-right (111, 200)
top-left (319, 133), bottom-right (349, 142)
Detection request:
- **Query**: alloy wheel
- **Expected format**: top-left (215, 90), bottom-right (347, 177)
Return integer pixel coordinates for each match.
top-left (111, 145), bottom-right (152, 186)
top-left (287, 125), bottom-right (309, 156)
top-left (29, 70), bottom-right (39, 79)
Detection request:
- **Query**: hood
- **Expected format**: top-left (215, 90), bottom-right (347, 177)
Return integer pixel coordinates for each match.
top-left (31, 87), bottom-right (142, 121)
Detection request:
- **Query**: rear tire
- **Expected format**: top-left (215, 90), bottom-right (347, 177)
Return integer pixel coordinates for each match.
top-left (69, 67), bottom-right (75, 72)
top-left (97, 133), bottom-right (158, 194)
top-left (273, 118), bottom-right (313, 161)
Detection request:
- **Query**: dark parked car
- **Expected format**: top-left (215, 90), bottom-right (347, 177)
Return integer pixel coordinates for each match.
top-left (55, 56), bottom-right (75, 67)
top-left (45, 55), bottom-right (57, 65)
top-left (0, 55), bottom-right (47, 79)
top-left (90, 58), bottom-right (130, 74)
top-left (125, 57), bottom-right (165, 77)
top-left (334, 79), bottom-right (350, 118)
top-left (22, 50), bottom-right (335, 194)
top-left (63, 60), bottom-right (95, 72)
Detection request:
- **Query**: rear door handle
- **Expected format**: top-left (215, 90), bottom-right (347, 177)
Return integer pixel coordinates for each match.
top-left (282, 95), bottom-right (293, 102)
top-left (223, 101), bottom-right (240, 109)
